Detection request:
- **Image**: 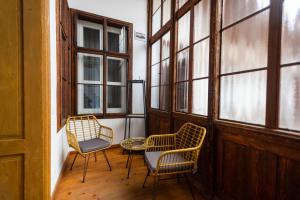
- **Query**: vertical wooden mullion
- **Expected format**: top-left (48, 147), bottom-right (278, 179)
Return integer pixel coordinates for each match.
top-left (208, 0), bottom-right (222, 195)
top-left (172, 0), bottom-right (178, 114)
top-left (103, 18), bottom-right (107, 116)
top-left (188, 7), bottom-right (194, 113)
top-left (265, 0), bottom-right (282, 128)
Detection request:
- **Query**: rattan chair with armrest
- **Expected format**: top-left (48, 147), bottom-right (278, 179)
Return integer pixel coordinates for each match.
top-left (66, 115), bottom-right (114, 182)
top-left (143, 122), bottom-right (206, 200)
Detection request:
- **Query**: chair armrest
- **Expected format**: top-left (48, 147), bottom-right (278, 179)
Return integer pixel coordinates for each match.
top-left (99, 125), bottom-right (114, 144)
top-left (66, 131), bottom-right (81, 153)
top-left (146, 134), bottom-right (176, 152)
top-left (156, 148), bottom-right (199, 173)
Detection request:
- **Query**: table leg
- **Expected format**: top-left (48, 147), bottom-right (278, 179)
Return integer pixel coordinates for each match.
top-left (127, 150), bottom-right (133, 179)
top-left (126, 151), bottom-right (130, 168)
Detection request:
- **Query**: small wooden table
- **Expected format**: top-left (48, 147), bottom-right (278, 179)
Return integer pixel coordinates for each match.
top-left (120, 137), bottom-right (146, 178)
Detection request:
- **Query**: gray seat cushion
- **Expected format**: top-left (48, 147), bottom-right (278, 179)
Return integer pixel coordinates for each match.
top-left (78, 138), bottom-right (110, 153)
top-left (145, 151), bottom-right (190, 172)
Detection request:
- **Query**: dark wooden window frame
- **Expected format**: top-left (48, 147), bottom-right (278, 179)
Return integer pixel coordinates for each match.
top-left (71, 9), bottom-right (133, 118)
top-left (147, 0), bottom-right (300, 137)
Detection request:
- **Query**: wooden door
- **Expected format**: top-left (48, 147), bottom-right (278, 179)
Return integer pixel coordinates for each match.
top-left (0, 0), bottom-right (50, 199)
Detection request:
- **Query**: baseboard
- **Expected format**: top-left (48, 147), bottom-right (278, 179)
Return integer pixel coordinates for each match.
top-left (51, 151), bottom-right (70, 200)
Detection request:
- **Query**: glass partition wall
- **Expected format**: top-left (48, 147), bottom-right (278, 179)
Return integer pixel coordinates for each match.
top-left (148, 0), bottom-right (300, 134)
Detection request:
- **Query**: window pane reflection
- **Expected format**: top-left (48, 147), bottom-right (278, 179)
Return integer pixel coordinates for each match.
top-left (177, 11), bottom-right (190, 51)
top-left (279, 65), bottom-right (300, 131)
top-left (193, 39), bottom-right (209, 78)
top-left (194, 0), bottom-right (210, 42)
top-left (222, 0), bottom-right (269, 27)
top-left (176, 82), bottom-right (188, 112)
top-left (163, 0), bottom-right (171, 25)
top-left (221, 10), bottom-right (269, 74)
top-left (177, 48), bottom-right (189, 81)
top-left (192, 79), bottom-right (208, 115)
top-left (160, 85), bottom-right (169, 111)
top-left (220, 70), bottom-right (267, 125)
top-left (281, 0), bottom-right (300, 64)
top-left (151, 64), bottom-right (160, 86)
top-left (151, 86), bottom-right (159, 109)
top-left (152, 40), bottom-right (161, 65)
top-left (152, 7), bottom-right (161, 35)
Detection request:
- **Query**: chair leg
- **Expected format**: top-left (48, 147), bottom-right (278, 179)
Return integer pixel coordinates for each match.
top-left (103, 150), bottom-right (112, 171)
top-left (185, 174), bottom-right (195, 200)
top-left (82, 154), bottom-right (90, 183)
top-left (152, 176), bottom-right (159, 200)
top-left (70, 153), bottom-right (78, 170)
top-left (94, 152), bottom-right (97, 162)
top-left (142, 168), bottom-right (150, 188)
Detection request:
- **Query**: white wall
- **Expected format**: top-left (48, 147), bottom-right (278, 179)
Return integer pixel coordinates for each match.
top-left (50, 0), bottom-right (70, 194)
top-left (50, 0), bottom-right (148, 195)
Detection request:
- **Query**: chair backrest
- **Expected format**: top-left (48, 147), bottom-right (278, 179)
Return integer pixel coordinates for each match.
top-left (66, 115), bottom-right (100, 142)
top-left (175, 123), bottom-right (206, 150)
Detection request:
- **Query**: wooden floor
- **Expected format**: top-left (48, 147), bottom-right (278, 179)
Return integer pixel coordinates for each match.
top-left (53, 148), bottom-right (205, 200)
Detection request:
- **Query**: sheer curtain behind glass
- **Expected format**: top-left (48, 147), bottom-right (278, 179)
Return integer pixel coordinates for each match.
top-left (219, 0), bottom-right (269, 125)
top-left (279, 0), bottom-right (300, 131)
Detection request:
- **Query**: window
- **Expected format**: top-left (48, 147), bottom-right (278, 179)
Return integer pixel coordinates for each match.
top-left (174, 0), bottom-right (211, 115)
top-left (152, 0), bottom-right (171, 35)
top-left (74, 11), bottom-right (132, 116)
top-left (219, 0), bottom-right (270, 125)
top-left (150, 32), bottom-right (170, 111)
top-left (279, 0), bottom-right (300, 131)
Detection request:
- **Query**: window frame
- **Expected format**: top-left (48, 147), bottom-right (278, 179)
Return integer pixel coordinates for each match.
top-left (71, 9), bottom-right (133, 118)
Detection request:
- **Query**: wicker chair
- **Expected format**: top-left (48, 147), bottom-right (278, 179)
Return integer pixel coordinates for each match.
top-left (143, 122), bottom-right (206, 200)
top-left (66, 115), bottom-right (114, 182)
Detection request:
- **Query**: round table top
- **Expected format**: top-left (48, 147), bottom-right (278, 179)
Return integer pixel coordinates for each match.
top-left (120, 137), bottom-right (146, 151)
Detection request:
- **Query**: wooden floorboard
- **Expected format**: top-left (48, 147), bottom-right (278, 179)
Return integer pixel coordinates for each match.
top-left (53, 148), bottom-right (206, 200)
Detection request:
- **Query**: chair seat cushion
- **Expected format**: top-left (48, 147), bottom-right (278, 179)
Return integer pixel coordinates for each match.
top-left (145, 151), bottom-right (190, 172)
top-left (79, 138), bottom-right (110, 153)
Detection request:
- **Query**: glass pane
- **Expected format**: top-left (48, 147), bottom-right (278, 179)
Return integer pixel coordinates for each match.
top-left (160, 85), bottom-right (169, 111)
top-left (151, 86), bottom-right (159, 109)
top-left (222, 0), bottom-right (270, 27)
top-left (84, 27), bottom-right (100, 49)
top-left (107, 26), bottom-right (127, 53)
top-left (152, 7), bottom-right (161, 35)
top-left (84, 85), bottom-right (100, 109)
top-left (177, 48), bottom-right (189, 81)
top-left (279, 65), bottom-right (300, 131)
top-left (83, 56), bottom-right (101, 81)
top-left (281, 0), bottom-right (300, 64)
top-left (153, 0), bottom-right (161, 14)
top-left (107, 86), bottom-right (126, 113)
top-left (162, 31), bottom-right (170, 59)
top-left (220, 70), bottom-right (267, 125)
top-left (161, 59), bottom-right (169, 85)
top-left (151, 64), bottom-right (160, 86)
top-left (77, 53), bottom-right (103, 84)
top-left (176, 0), bottom-right (188, 11)
top-left (107, 57), bottom-right (126, 84)
top-left (77, 20), bottom-right (103, 50)
top-left (194, 0), bottom-right (210, 42)
top-left (163, 0), bottom-right (171, 25)
top-left (77, 84), bottom-right (102, 114)
top-left (192, 79), bottom-right (208, 115)
top-left (193, 39), bottom-right (210, 78)
top-left (221, 10), bottom-right (269, 74)
top-left (152, 40), bottom-right (161, 65)
top-left (176, 82), bottom-right (188, 112)
top-left (177, 11), bottom-right (190, 51)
